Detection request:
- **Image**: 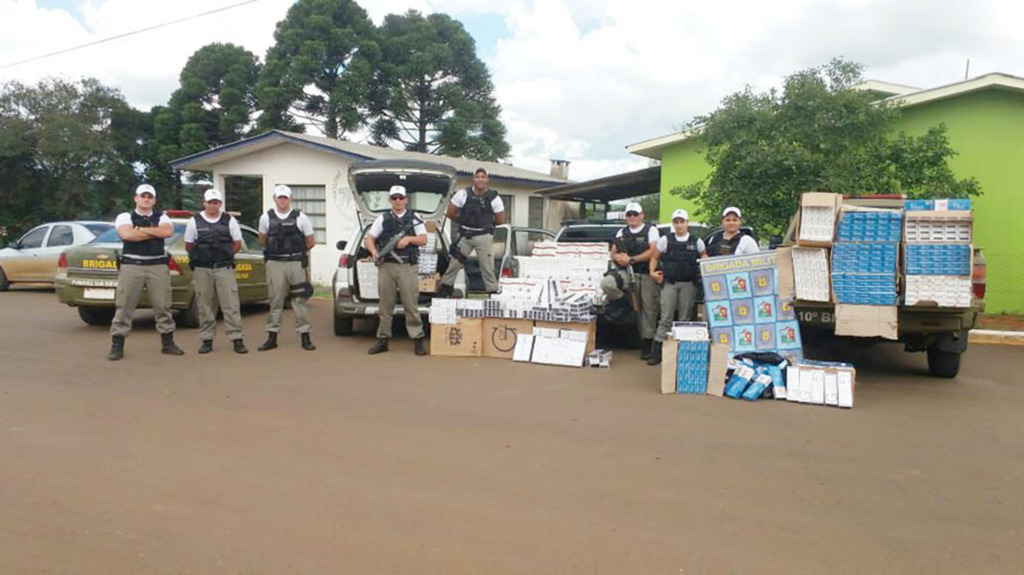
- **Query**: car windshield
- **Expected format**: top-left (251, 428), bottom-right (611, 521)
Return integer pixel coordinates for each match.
top-left (84, 223), bottom-right (114, 236)
top-left (557, 226), bottom-right (622, 242)
top-left (90, 224), bottom-right (186, 245)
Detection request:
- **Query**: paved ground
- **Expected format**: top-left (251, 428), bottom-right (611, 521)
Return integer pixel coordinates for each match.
top-left (1, 288), bottom-right (1021, 574)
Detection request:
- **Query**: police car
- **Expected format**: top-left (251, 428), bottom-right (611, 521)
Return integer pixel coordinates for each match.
top-left (54, 211), bottom-right (269, 327)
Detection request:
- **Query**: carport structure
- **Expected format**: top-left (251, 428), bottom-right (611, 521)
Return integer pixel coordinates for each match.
top-left (536, 166), bottom-right (661, 221)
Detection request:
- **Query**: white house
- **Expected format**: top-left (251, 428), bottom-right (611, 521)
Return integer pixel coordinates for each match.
top-left (171, 130), bottom-right (570, 284)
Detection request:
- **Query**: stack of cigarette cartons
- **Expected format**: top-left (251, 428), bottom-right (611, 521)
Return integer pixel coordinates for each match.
top-left (785, 360), bottom-right (855, 408)
top-left (514, 325), bottom-right (590, 368)
top-left (903, 199), bottom-right (974, 308)
top-left (789, 193), bottom-right (843, 303)
top-left (791, 247), bottom-right (831, 302)
top-left (659, 322), bottom-right (711, 395)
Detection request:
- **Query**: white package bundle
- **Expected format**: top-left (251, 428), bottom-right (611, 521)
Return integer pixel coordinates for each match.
top-left (792, 247), bottom-right (831, 302)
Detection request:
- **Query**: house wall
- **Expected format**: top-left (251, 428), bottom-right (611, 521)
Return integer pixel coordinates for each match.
top-left (210, 142), bottom-right (557, 285)
top-left (893, 89), bottom-right (1024, 313)
top-left (657, 138), bottom-right (710, 225)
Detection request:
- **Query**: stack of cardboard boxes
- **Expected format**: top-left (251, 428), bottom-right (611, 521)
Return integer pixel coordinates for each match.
top-left (903, 199), bottom-right (974, 308)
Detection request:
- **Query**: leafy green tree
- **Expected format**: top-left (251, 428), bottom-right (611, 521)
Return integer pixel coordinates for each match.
top-left (0, 78), bottom-right (145, 239)
top-left (256, 0), bottom-right (378, 138)
top-left (370, 10), bottom-right (510, 160)
top-left (675, 58), bottom-right (980, 236)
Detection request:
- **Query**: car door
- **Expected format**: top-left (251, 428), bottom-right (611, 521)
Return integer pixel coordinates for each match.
top-left (4, 225), bottom-right (51, 281)
top-left (37, 223), bottom-right (75, 281)
top-left (235, 226), bottom-right (268, 302)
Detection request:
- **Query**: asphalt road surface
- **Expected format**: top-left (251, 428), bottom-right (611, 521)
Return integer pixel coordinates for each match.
top-left (1, 289), bottom-right (1021, 573)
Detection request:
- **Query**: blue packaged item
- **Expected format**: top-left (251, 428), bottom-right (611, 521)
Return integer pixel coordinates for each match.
top-left (742, 373), bottom-right (772, 401)
top-left (905, 198), bottom-right (972, 211)
top-left (724, 365), bottom-right (756, 399)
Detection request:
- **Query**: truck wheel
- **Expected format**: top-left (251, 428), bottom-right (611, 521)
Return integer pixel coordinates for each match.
top-left (927, 347), bottom-right (961, 379)
top-left (333, 313), bottom-right (354, 336)
top-left (0, 267), bottom-right (9, 291)
top-left (78, 307), bottom-right (115, 326)
top-left (177, 298), bottom-right (200, 328)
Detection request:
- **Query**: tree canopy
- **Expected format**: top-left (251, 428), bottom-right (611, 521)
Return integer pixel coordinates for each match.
top-left (256, 0), bottom-right (378, 138)
top-left (676, 58), bottom-right (981, 236)
top-left (370, 10), bottom-right (510, 161)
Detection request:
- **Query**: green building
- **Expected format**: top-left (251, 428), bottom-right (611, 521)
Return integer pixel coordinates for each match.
top-left (627, 73), bottom-right (1024, 314)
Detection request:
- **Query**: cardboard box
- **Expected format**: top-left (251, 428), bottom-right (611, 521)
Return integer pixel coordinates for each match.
top-left (796, 192), bottom-right (843, 247)
top-left (530, 335), bottom-right (587, 367)
top-left (533, 320), bottom-right (596, 354)
top-left (706, 343), bottom-right (730, 397)
top-left (418, 273), bottom-right (441, 293)
top-left (661, 340), bottom-right (679, 394)
top-left (430, 317), bottom-right (483, 357)
top-left (834, 304), bottom-right (898, 340)
top-left (776, 247), bottom-right (795, 300)
top-left (481, 318), bottom-right (534, 359)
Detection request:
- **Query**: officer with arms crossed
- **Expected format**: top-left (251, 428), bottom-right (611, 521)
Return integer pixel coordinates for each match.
top-left (647, 208), bottom-right (707, 365)
top-left (706, 206), bottom-right (759, 256)
top-left (438, 167), bottom-right (505, 296)
top-left (257, 185), bottom-right (317, 352)
top-left (365, 185), bottom-right (429, 356)
top-left (184, 188), bottom-right (248, 354)
top-left (106, 184), bottom-right (184, 360)
top-left (599, 202), bottom-right (662, 361)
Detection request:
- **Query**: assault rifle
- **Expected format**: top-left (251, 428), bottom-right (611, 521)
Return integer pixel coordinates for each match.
top-left (611, 237), bottom-right (641, 312)
top-left (374, 216), bottom-right (420, 266)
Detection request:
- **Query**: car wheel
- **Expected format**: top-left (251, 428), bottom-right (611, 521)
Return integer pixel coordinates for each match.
top-left (334, 312), bottom-right (354, 336)
top-left (0, 267), bottom-right (9, 291)
top-left (178, 297), bottom-right (200, 328)
top-left (78, 307), bottom-right (115, 326)
top-left (926, 347), bottom-right (961, 379)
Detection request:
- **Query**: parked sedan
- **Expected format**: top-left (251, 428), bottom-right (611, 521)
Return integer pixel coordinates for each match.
top-left (54, 212), bottom-right (269, 327)
top-left (0, 221), bottom-right (114, 290)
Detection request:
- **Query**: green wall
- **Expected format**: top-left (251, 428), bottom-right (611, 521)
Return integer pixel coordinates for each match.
top-left (894, 90), bottom-right (1024, 314)
top-left (656, 88), bottom-right (1024, 313)
top-left (658, 138), bottom-right (711, 224)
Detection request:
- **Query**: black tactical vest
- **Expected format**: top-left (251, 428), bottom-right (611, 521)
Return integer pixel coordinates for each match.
top-left (191, 212), bottom-right (234, 267)
top-left (662, 234), bottom-right (700, 283)
top-left (707, 232), bottom-right (744, 257)
top-left (122, 210), bottom-right (167, 262)
top-left (619, 223), bottom-right (654, 273)
top-left (376, 211), bottom-right (420, 264)
top-left (458, 188), bottom-right (498, 232)
top-left (265, 209), bottom-right (306, 261)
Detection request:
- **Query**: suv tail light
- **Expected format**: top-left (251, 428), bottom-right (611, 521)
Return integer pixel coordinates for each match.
top-left (500, 266), bottom-right (513, 278)
top-left (167, 257), bottom-right (183, 277)
top-left (57, 252), bottom-right (68, 273)
top-left (339, 254), bottom-right (350, 268)
top-left (971, 248), bottom-right (986, 300)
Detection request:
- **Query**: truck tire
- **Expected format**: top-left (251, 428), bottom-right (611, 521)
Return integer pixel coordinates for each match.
top-left (927, 347), bottom-right (961, 379)
top-left (333, 313), bottom-right (354, 336)
top-left (177, 297), bottom-right (200, 328)
top-left (78, 307), bottom-right (115, 326)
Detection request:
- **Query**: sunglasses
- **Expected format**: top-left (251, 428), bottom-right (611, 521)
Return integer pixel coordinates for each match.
top-left (625, 211), bottom-right (640, 217)
top-left (389, 195), bottom-right (406, 201)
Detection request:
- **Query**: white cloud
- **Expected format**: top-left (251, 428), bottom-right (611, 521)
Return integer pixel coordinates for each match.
top-left (2, 0), bottom-right (1023, 183)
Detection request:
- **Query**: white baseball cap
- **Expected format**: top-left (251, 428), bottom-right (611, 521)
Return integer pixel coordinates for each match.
top-left (625, 202), bottom-right (643, 215)
top-left (389, 185), bottom-right (407, 198)
top-left (203, 188), bottom-right (223, 202)
top-left (722, 206), bottom-right (742, 218)
top-left (671, 208), bottom-right (689, 221)
top-left (273, 184), bottom-right (292, 198)
top-left (135, 184), bottom-right (156, 197)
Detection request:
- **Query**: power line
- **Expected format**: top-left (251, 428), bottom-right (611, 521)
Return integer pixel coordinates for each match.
top-left (0, 0), bottom-right (261, 70)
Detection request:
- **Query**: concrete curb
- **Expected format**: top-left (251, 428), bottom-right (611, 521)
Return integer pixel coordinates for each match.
top-left (969, 329), bottom-right (1024, 346)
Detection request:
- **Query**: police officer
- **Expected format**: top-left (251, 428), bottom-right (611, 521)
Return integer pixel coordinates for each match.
top-left (599, 202), bottom-right (662, 360)
top-left (706, 206), bottom-right (759, 256)
top-left (647, 209), bottom-right (707, 365)
top-left (438, 167), bottom-right (505, 295)
top-left (106, 184), bottom-right (184, 360)
top-left (365, 185), bottom-right (429, 356)
top-left (184, 188), bottom-right (248, 354)
top-left (257, 184), bottom-right (316, 351)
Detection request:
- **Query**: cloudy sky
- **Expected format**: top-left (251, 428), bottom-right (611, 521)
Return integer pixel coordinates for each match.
top-left (1, 0), bottom-right (1022, 181)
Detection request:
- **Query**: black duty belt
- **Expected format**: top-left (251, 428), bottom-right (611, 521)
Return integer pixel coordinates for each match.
top-left (193, 261), bottom-right (234, 269)
top-left (121, 256), bottom-right (168, 266)
top-left (461, 227), bottom-right (493, 238)
top-left (265, 254), bottom-right (305, 262)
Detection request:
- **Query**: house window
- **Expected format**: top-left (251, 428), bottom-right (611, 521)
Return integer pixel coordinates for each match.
top-left (500, 194), bottom-right (514, 225)
top-left (288, 185), bottom-right (326, 244)
top-left (528, 196), bottom-right (544, 230)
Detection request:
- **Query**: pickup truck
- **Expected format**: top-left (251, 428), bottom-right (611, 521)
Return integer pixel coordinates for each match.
top-left (781, 197), bottom-right (984, 378)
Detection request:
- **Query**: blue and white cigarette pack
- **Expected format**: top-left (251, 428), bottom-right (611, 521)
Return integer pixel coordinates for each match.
top-left (724, 365), bottom-right (756, 398)
top-left (676, 340), bottom-right (710, 394)
top-left (831, 207), bottom-right (902, 307)
top-left (785, 360), bottom-right (855, 408)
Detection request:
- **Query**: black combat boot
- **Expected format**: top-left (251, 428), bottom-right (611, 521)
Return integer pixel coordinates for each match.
top-left (414, 338), bottom-right (427, 356)
top-left (233, 339), bottom-right (248, 354)
top-left (639, 338), bottom-right (654, 360)
top-left (301, 332), bottom-right (316, 351)
top-left (368, 338), bottom-right (389, 354)
top-left (647, 341), bottom-right (663, 365)
top-left (198, 340), bottom-right (213, 354)
top-left (107, 335), bottom-right (125, 361)
top-left (161, 332), bottom-right (185, 356)
top-left (257, 332), bottom-right (278, 351)
top-left (436, 284), bottom-right (454, 298)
